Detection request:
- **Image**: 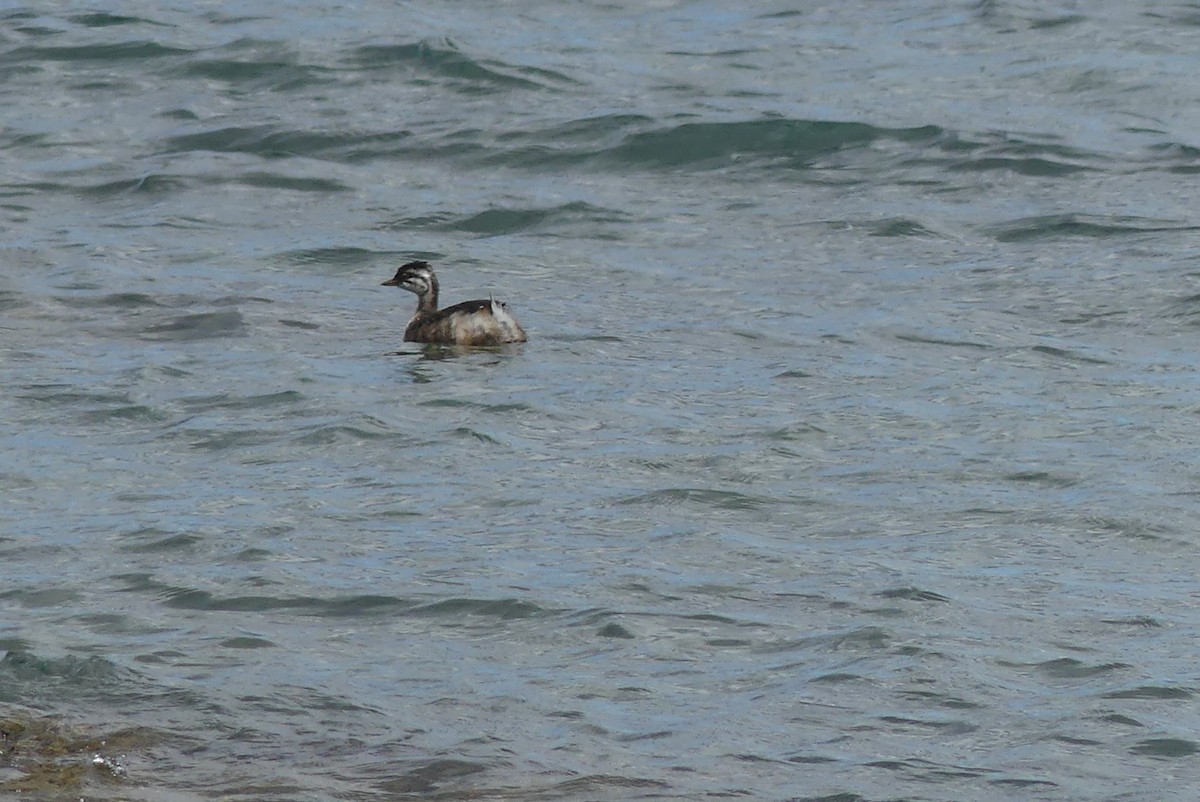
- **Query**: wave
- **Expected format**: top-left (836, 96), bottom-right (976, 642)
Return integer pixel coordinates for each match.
top-left (277, 246), bottom-right (389, 268)
top-left (176, 57), bottom-right (332, 92)
top-left (986, 213), bottom-right (1200, 242)
top-left (619, 487), bottom-right (776, 511)
top-left (81, 174), bottom-right (190, 196)
top-left (349, 39), bottom-right (577, 92)
top-left (0, 649), bottom-right (119, 682)
top-left (375, 201), bottom-right (629, 237)
top-left (161, 125), bottom-right (404, 160)
top-left (158, 116), bottom-right (945, 174)
top-left (180, 390), bottom-right (304, 412)
top-left (154, 113), bottom-right (1121, 181)
top-left (115, 574), bottom-right (551, 621)
top-left (935, 131), bottom-right (1101, 175)
top-left (603, 118), bottom-right (942, 170)
top-left (235, 171), bottom-right (351, 192)
top-left (0, 41), bottom-right (188, 63)
top-left (68, 11), bottom-right (166, 28)
top-left (139, 310), bottom-right (247, 341)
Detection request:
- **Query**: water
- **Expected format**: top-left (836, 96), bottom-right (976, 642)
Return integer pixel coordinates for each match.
top-left (3, 1), bottom-right (1200, 799)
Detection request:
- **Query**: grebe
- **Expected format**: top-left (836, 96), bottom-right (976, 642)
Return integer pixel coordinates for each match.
top-left (380, 260), bottom-right (527, 345)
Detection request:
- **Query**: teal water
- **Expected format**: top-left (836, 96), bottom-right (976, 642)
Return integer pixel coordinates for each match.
top-left (4, 2), bottom-right (1200, 800)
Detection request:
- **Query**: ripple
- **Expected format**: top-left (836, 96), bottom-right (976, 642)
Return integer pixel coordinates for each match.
top-left (419, 399), bottom-right (534, 413)
top-left (69, 12), bottom-right (166, 28)
top-left (177, 427), bottom-right (280, 451)
top-left (0, 650), bottom-right (118, 681)
top-left (81, 174), bottom-right (189, 196)
top-left (0, 289), bottom-right (27, 311)
top-left (950, 155), bottom-right (1090, 176)
top-left (295, 420), bottom-right (409, 445)
top-left (986, 213), bottom-right (1200, 242)
top-left (220, 637), bottom-right (276, 649)
top-left (428, 201), bottom-right (629, 237)
top-left (139, 310), bottom-right (246, 341)
top-left (446, 426), bottom-right (501, 445)
top-left (118, 532), bottom-right (201, 554)
top-left (236, 171), bottom-right (351, 192)
top-left (1143, 140), bottom-right (1200, 174)
top-left (597, 622), bottom-right (636, 639)
top-left (18, 385), bottom-right (128, 406)
top-left (619, 487), bottom-right (776, 510)
top-left (602, 118), bottom-right (943, 171)
top-left (0, 587), bottom-right (81, 607)
top-left (162, 125), bottom-right (405, 161)
top-left (864, 217), bottom-right (946, 237)
top-left (155, 588), bottom-right (344, 613)
top-left (176, 58), bottom-right (333, 92)
top-left (876, 587), bottom-right (950, 603)
top-left (1026, 658), bottom-right (1130, 679)
top-left (278, 246), bottom-right (384, 267)
top-left (543, 776), bottom-right (668, 795)
top-left (153, 114), bottom-right (951, 173)
top-left (376, 759), bottom-right (488, 794)
top-left (1003, 471), bottom-right (1079, 488)
top-left (407, 597), bottom-right (546, 620)
top-left (893, 333), bottom-right (993, 350)
top-left (1028, 345), bottom-right (1111, 366)
top-left (349, 39), bottom-right (576, 91)
top-left (1102, 685), bottom-right (1192, 700)
top-left (1159, 291), bottom-right (1200, 322)
top-left (990, 777), bottom-right (1059, 788)
top-left (1130, 738), bottom-right (1199, 757)
top-left (0, 41), bottom-right (189, 63)
top-left (875, 717), bottom-right (979, 736)
top-left (897, 690), bottom-right (981, 710)
top-left (79, 403), bottom-right (167, 424)
top-left (55, 291), bottom-right (165, 309)
top-left (866, 758), bottom-right (986, 782)
top-left (116, 576), bottom-right (549, 623)
top-left (181, 390), bottom-right (304, 413)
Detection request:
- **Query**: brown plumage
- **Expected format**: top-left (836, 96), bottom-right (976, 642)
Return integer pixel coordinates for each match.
top-left (380, 261), bottom-right (527, 346)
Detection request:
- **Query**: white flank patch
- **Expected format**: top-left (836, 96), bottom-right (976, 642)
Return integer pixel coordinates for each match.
top-left (490, 300), bottom-right (524, 340)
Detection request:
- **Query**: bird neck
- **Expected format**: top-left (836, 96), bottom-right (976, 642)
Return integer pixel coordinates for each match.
top-left (416, 284), bottom-right (439, 313)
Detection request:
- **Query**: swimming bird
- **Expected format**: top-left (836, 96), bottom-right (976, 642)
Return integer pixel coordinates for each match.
top-left (380, 260), bottom-right (527, 345)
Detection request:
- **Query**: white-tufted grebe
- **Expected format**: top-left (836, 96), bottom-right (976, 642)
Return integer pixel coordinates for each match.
top-left (380, 260), bottom-right (527, 346)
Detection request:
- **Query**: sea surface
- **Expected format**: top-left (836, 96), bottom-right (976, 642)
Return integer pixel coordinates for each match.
top-left (3, 2), bottom-right (1200, 800)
